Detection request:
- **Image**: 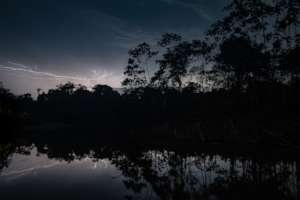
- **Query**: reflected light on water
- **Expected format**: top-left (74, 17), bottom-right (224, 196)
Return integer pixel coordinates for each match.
top-left (0, 144), bottom-right (299, 200)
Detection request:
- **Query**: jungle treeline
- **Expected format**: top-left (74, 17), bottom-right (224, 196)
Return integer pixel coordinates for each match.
top-left (1, 0), bottom-right (300, 146)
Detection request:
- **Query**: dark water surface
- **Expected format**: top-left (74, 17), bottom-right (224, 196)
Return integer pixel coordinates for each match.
top-left (0, 141), bottom-right (299, 200)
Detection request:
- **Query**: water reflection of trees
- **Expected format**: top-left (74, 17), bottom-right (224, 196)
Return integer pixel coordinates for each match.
top-left (0, 142), bottom-right (299, 200)
top-left (0, 144), bottom-right (14, 174)
top-left (109, 149), bottom-right (300, 200)
top-left (0, 143), bottom-right (32, 174)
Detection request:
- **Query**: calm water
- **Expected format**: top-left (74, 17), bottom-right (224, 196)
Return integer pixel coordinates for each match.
top-left (0, 142), bottom-right (299, 200)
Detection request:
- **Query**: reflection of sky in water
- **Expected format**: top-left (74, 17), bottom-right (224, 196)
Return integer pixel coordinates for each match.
top-left (0, 148), bottom-right (149, 200)
top-left (1, 148), bottom-right (113, 179)
top-left (0, 147), bottom-right (298, 200)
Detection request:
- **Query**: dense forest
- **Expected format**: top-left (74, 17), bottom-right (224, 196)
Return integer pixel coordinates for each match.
top-left (1, 0), bottom-right (300, 146)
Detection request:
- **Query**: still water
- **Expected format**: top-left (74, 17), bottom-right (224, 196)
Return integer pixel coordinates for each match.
top-left (0, 143), bottom-right (299, 200)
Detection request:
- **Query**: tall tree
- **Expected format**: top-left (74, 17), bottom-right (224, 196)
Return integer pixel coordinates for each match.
top-left (122, 42), bottom-right (157, 92)
top-left (208, 0), bottom-right (274, 48)
top-left (152, 39), bottom-right (211, 90)
top-left (216, 36), bottom-right (269, 87)
top-left (275, 0), bottom-right (300, 48)
top-left (280, 47), bottom-right (300, 82)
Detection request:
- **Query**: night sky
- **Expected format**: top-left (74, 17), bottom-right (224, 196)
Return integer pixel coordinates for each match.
top-left (0, 0), bottom-right (228, 95)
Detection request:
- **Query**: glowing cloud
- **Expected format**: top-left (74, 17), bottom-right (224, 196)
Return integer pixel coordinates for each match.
top-left (0, 62), bottom-right (123, 90)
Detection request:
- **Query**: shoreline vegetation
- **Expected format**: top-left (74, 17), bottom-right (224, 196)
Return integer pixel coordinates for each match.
top-left (1, 0), bottom-right (300, 150)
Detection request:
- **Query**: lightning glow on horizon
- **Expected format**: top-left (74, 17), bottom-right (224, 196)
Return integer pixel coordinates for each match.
top-left (0, 61), bottom-right (123, 91)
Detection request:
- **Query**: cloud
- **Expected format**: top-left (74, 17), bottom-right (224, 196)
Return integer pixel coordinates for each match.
top-left (112, 26), bottom-right (160, 49)
top-left (0, 62), bottom-right (123, 89)
top-left (7, 61), bottom-right (32, 69)
top-left (160, 0), bottom-right (213, 21)
top-left (0, 65), bottom-right (88, 81)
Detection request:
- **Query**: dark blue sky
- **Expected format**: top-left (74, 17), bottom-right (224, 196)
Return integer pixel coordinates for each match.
top-left (0, 0), bottom-right (228, 95)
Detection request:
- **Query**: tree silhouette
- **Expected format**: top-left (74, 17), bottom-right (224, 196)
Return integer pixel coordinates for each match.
top-left (280, 47), bottom-right (300, 82)
top-left (157, 32), bottom-right (182, 47)
top-left (275, 0), bottom-right (300, 48)
top-left (122, 42), bottom-right (158, 93)
top-left (216, 36), bottom-right (270, 87)
top-left (0, 82), bottom-right (16, 114)
top-left (152, 39), bottom-right (212, 90)
top-left (93, 84), bottom-right (119, 97)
